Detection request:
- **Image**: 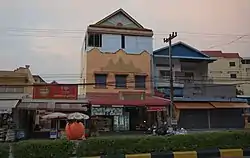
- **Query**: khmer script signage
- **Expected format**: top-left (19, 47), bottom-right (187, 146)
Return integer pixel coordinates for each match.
top-left (91, 107), bottom-right (123, 116)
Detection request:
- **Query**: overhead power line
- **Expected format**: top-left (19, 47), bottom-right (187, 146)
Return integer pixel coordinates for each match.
top-left (207, 35), bottom-right (250, 49)
top-left (0, 27), bottom-right (250, 38)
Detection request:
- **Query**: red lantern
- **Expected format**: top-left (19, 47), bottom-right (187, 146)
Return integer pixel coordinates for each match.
top-left (65, 122), bottom-right (85, 140)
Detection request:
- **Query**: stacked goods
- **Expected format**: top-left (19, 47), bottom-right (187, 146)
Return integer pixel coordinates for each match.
top-left (0, 128), bottom-right (5, 142)
top-left (5, 129), bottom-right (15, 142)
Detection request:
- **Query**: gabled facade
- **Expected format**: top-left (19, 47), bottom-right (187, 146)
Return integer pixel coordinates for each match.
top-left (84, 8), bottom-right (153, 54)
top-left (80, 8), bottom-right (169, 132)
top-left (81, 8), bottom-right (154, 96)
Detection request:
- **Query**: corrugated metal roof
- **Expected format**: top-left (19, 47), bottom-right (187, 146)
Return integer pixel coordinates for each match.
top-left (0, 100), bottom-right (19, 113)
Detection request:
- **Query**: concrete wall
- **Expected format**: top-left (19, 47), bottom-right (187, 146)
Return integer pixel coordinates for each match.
top-left (183, 83), bottom-right (237, 98)
top-left (85, 48), bottom-right (152, 94)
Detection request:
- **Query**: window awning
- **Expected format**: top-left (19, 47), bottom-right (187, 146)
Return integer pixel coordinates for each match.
top-left (210, 102), bottom-right (250, 108)
top-left (0, 100), bottom-right (19, 113)
top-left (175, 102), bottom-right (215, 109)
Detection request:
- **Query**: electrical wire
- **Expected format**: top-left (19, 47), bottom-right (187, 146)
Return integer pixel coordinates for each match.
top-left (207, 35), bottom-right (250, 49)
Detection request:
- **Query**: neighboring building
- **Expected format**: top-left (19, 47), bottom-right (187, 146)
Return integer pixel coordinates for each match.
top-left (153, 42), bottom-right (249, 129)
top-left (81, 8), bottom-right (169, 132)
top-left (202, 51), bottom-right (245, 94)
top-left (153, 41), bottom-right (215, 97)
top-left (0, 65), bottom-right (36, 132)
top-left (240, 57), bottom-right (250, 95)
top-left (202, 51), bottom-right (242, 82)
top-left (0, 65), bottom-right (35, 94)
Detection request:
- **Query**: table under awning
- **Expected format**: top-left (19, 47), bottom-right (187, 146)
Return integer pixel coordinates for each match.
top-left (210, 102), bottom-right (250, 108)
top-left (0, 100), bottom-right (19, 113)
top-left (175, 102), bottom-right (215, 109)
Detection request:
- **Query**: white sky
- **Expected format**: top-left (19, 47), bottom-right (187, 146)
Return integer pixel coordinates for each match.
top-left (0, 0), bottom-right (249, 82)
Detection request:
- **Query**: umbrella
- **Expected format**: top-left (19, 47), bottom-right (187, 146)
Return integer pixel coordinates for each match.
top-left (41, 112), bottom-right (67, 139)
top-left (42, 112), bottom-right (67, 119)
top-left (67, 112), bottom-right (89, 120)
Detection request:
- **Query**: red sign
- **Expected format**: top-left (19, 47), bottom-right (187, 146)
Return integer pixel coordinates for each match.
top-left (33, 84), bottom-right (78, 99)
top-left (147, 106), bottom-right (167, 112)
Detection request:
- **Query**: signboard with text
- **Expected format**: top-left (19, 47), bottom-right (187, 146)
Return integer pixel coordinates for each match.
top-left (33, 84), bottom-right (78, 100)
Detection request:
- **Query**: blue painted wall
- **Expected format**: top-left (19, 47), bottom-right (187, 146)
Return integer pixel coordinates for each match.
top-left (153, 43), bottom-right (208, 58)
top-left (87, 34), bottom-right (153, 54)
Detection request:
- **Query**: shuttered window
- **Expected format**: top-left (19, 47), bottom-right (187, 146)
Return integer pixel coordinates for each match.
top-left (95, 74), bottom-right (107, 88)
top-left (135, 75), bottom-right (146, 89)
top-left (115, 75), bottom-right (127, 88)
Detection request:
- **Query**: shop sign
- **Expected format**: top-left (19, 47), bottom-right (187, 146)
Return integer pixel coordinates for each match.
top-left (91, 107), bottom-right (123, 116)
top-left (33, 84), bottom-right (78, 99)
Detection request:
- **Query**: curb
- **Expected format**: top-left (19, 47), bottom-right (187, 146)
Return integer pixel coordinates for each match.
top-left (81, 148), bottom-right (250, 158)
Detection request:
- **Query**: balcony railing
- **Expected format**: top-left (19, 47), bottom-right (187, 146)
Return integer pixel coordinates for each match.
top-left (155, 76), bottom-right (214, 85)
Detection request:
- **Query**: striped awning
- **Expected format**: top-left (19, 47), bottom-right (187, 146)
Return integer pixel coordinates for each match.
top-left (17, 102), bottom-right (89, 111)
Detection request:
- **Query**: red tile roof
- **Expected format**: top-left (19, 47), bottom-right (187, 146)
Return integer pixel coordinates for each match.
top-left (201, 51), bottom-right (223, 57)
top-left (223, 53), bottom-right (241, 58)
top-left (86, 92), bottom-right (170, 106)
top-left (202, 51), bottom-right (241, 58)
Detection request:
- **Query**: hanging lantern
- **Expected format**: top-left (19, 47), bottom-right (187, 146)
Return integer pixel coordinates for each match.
top-left (65, 121), bottom-right (85, 140)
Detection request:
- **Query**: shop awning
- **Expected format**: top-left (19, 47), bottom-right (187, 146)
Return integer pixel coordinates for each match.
top-left (18, 102), bottom-right (55, 110)
top-left (210, 102), bottom-right (250, 108)
top-left (87, 93), bottom-right (170, 106)
top-left (0, 100), bottom-right (19, 113)
top-left (175, 102), bottom-right (215, 109)
top-left (17, 99), bottom-right (89, 111)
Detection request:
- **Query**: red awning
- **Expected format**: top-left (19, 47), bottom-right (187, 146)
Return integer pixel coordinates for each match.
top-left (87, 93), bottom-right (170, 106)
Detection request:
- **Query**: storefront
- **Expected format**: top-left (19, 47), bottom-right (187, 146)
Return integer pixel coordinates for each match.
top-left (175, 101), bottom-right (250, 129)
top-left (17, 99), bottom-right (90, 139)
top-left (0, 98), bottom-right (23, 142)
top-left (16, 84), bottom-right (90, 139)
top-left (209, 102), bottom-right (249, 129)
top-left (87, 92), bottom-right (170, 132)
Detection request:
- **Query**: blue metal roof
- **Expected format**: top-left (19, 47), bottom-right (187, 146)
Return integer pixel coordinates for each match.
top-left (153, 41), bottom-right (216, 62)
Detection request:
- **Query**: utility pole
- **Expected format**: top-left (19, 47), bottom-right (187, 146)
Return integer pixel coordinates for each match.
top-left (163, 32), bottom-right (177, 126)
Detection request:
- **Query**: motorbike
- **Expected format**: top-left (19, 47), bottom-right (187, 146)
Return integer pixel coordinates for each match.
top-left (149, 124), bottom-right (187, 136)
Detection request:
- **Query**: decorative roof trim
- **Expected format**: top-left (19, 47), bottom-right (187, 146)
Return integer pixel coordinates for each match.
top-left (94, 8), bottom-right (144, 28)
top-left (153, 41), bottom-right (210, 58)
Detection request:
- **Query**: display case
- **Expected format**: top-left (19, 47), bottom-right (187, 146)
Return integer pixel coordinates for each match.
top-left (94, 116), bottom-right (112, 132)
